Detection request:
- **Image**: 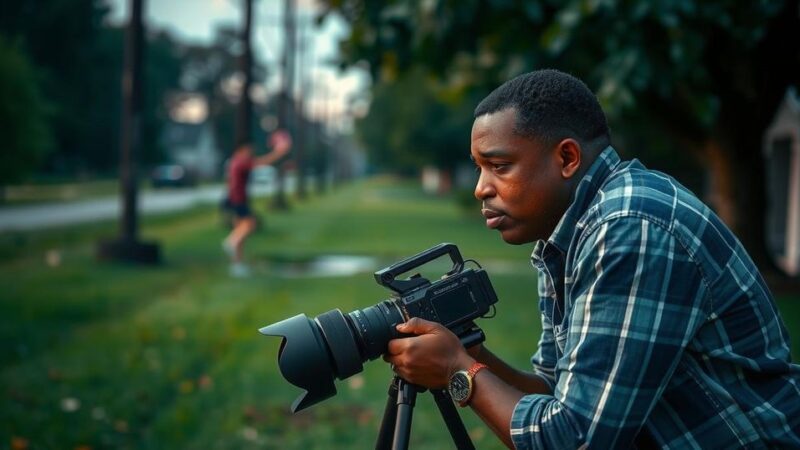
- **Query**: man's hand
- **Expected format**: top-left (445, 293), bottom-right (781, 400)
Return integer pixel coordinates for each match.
top-left (383, 317), bottom-right (475, 389)
top-left (269, 129), bottom-right (292, 155)
top-left (254, 130), bottom-right (292, 167)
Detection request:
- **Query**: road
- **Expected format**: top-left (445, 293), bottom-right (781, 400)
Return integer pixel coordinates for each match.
top-left (0, 184), bottom-right (275, 232)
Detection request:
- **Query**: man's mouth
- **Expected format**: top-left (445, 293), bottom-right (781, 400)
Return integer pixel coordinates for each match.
top-left (481, 207), bottom-right (506, 229)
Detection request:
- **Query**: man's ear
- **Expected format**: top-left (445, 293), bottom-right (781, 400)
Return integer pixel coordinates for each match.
top-left (556, 138), bottom-right (582, 179)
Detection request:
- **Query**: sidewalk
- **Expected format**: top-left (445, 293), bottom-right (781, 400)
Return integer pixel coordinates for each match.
top-left (0, 185), bottom-right (226, 232)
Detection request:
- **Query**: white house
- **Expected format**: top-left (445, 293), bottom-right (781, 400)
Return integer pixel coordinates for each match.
top-left (763, 87), bottom-right (800, 276)
top-left (161, 121), bottom-right (221, 180)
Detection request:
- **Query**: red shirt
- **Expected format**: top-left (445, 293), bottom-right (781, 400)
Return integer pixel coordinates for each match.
top-left (227, 152), bottom-right (254, 205)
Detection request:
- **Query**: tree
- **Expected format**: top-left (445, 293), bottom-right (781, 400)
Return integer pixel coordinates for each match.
top-left (1, 0), bottom-right (117, 174)
top-left (234, 0), bottom-right (255, 147)
top-left (321, 0), bottom-right (800, 269)
top-left (179, 25), bottom-right (267, 157)
top-left (0, 0), bottom-right (186, 176)
top-left (96, 0), bottom-right (159, 264)
top-left (0, 37), bottom-right (51, 200)
top-left (357, 69), bottom-right (474, 176)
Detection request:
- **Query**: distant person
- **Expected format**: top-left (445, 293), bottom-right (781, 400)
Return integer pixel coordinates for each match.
top-left (222, 130), bottom-right (291, 277)
top-left (384, 69), bottom-right (800, 448)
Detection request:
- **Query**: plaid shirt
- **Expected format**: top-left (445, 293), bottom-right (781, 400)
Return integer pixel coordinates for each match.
top-left (511, 147), bottom-right (800, 449)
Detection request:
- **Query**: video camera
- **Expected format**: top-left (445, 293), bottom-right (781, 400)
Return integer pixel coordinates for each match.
top-left (259, 243), bottom-right (499, 412)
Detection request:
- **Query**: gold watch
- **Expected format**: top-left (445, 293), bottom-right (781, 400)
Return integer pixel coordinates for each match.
top-left (447, 362), bottom-right (488, 407)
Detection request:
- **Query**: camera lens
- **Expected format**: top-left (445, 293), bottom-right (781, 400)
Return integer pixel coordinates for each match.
top-left (315, 309), bottom-right (363, 379)
top-left (259, 299), bottom-right (406, 412)
top-left (346, 300), bottom-right (405, 361)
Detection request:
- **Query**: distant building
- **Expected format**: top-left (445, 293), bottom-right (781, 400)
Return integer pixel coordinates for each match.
top-left (160, 120), bottom-right (221, 180)
top-left (764, 87), bottom-right (800, 276)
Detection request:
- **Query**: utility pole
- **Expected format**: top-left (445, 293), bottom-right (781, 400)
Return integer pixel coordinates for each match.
top-left (97, 0), bottom-right (159, 264)
top-left (294, 20), bottom-right (307, 199)
top-left (234, 0), bottom-right (254, 148)
top-left (271, 0), bottom-right (296, 210)
top-left (305, 29), bottom-right (325, 195)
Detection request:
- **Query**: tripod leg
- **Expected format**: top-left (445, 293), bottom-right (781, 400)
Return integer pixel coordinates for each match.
top-left (392, 378), bottom-right (418, 450)
top-left (375, 376), bottom-right (400, 450)
top-left (431, 389), bottom-right (476, 450)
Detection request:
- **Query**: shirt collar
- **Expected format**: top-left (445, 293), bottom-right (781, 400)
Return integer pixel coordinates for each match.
top-left (532, 146), bottom-right (621, 262)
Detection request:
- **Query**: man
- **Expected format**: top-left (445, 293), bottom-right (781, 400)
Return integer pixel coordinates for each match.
top-left (385, 70), bottom-right (800, 448)
top-left (222, 130), bottom-right (291, 277)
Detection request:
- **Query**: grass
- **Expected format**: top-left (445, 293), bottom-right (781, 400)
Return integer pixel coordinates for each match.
top-left (2, 179), bottom-right (123, 205)
top-left (1, 176), bottom-right (798, 449)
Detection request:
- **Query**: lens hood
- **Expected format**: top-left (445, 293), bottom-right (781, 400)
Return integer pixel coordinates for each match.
top-left (259, 314), bottom-right (337, 412)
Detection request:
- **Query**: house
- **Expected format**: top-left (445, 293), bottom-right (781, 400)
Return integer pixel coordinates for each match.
top-left (763, 87), bottom-right (800, 277)
top-left (160, 120), bottom-right (221, 180)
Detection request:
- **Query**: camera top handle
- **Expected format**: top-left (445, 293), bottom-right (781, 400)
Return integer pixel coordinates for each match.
top-left (374, 243), bottom-right (464, 294)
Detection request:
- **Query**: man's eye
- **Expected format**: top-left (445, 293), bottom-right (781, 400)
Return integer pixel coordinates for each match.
top-left (492, 163), bottom-right (510, 171)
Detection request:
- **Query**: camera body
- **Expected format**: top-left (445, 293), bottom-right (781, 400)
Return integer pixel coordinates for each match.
top-left (373, 243), bottom-right (497, 337)
top-left (260, 243), bottom-right (498, 412)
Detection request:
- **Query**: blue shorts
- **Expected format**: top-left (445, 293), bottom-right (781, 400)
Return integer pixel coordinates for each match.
top-left (223, 200), bottom-right (252, 218)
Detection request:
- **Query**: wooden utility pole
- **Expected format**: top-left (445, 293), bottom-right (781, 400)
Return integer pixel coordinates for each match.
top-left (271, 0), bottom-right (295, 210)
top-left (294, 20), bottom-right (307, 199)
top-left (97, 0), bottom-right (159, 264)
top-left (234, 0), bottom-right (254, 148)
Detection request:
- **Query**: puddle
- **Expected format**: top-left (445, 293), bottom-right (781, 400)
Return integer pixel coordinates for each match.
top-left (271, 255), bottom-right (379, 278)
top-left (266, 255), bottom-right (532, 279)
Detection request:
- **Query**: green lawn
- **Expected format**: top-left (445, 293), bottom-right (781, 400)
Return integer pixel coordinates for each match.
top-left (1, 176), bottom-right (798, 449)
top-left (3, 179), bottom-right (123, 205)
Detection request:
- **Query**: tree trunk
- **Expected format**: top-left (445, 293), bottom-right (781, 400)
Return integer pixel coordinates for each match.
top-left (711, 109), bottom-right (775, 273)
top-left (96, 0), bottom-right (160, 264)
top-left (702, 139), bottom-right (736, 228)
top-left (271, 0), bottom-right (296, 211)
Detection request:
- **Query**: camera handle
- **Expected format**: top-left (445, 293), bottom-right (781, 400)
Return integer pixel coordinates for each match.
top-left (374, 243), bottom-right (464, 294)
top-left (375, 327), bottom-right (485, 450)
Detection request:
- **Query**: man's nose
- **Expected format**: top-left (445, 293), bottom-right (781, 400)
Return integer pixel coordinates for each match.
top-left (474, 172), bottom-right (495, 200)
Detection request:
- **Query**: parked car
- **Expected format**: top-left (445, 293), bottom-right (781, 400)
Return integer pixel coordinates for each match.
top-left (150, 164), bottom-right (196, 188)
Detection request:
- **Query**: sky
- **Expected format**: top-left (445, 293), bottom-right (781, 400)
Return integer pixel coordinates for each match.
top-left (105, 0), bottom-right (369, 131)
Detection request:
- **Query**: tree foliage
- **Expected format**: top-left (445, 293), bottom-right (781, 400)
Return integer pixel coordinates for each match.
top-left (1, 0), bottom-right (119, 174)
top-left (179, 25), bottom-right (268, 156)
top-left (322, 0), bottom-right (800, 265)
top-left (0, 37), bottom-right (51, 188)
top-left (0, 0), bottom-right (263, 177)
top-left (358, 69), bottom-right (476, 173)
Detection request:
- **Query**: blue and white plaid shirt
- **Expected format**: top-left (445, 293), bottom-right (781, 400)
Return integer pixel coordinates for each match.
top-left (512, 147), bottom-right (800, 449)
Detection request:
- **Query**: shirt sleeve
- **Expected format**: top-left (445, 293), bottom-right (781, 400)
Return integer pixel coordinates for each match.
top-left (530, 275), bottom-right (557, 391)
top-left (511, 217), bottom-right (710, 449)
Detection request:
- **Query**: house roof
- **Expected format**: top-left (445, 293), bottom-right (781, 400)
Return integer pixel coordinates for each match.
top-left (779, 86), bottom-right (800, 114)
top-left (786, 86), bottom-right (800, 114)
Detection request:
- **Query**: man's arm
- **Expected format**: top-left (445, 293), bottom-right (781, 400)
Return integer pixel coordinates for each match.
top-left (253, 130), bottom-right (291, 166)
top-left (386, 318), bottom-right (539, 448)
top-left (387, 217), bottom-right (709, 449)
top-left (472, 345), bottom-right (553, 395)
top-left (252, 144), bottom-right (289, 167)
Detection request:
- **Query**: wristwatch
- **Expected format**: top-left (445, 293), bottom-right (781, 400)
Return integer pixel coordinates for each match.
top-left (448, 362), bottom-right (488, 407)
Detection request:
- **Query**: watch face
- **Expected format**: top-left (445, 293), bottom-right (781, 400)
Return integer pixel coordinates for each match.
top-left (448, 371), bottom-right (471, 404)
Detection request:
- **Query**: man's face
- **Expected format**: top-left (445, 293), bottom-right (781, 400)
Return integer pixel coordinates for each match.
top-left (471, 108), bottom-right (575, 245)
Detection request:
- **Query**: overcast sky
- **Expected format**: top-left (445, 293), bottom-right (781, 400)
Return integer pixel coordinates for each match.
top-left (105, 0), bottom-right (369, 129)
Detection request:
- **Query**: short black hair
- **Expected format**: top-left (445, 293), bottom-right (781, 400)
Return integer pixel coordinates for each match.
top-left (474, 69), bottom-right (610, 149)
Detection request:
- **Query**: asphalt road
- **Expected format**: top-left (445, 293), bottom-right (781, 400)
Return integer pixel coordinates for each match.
top-left (0, 184), bottom-right (247, 232)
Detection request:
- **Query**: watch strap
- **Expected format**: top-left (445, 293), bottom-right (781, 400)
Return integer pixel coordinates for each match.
top-left (467, 362), bottom-right (488, 378)
top-left (459, 362), bottom-right (488, 407)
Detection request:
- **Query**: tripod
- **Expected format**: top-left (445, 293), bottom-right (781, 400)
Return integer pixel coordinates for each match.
top-left (374, 328), bottom-right (485, 450)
